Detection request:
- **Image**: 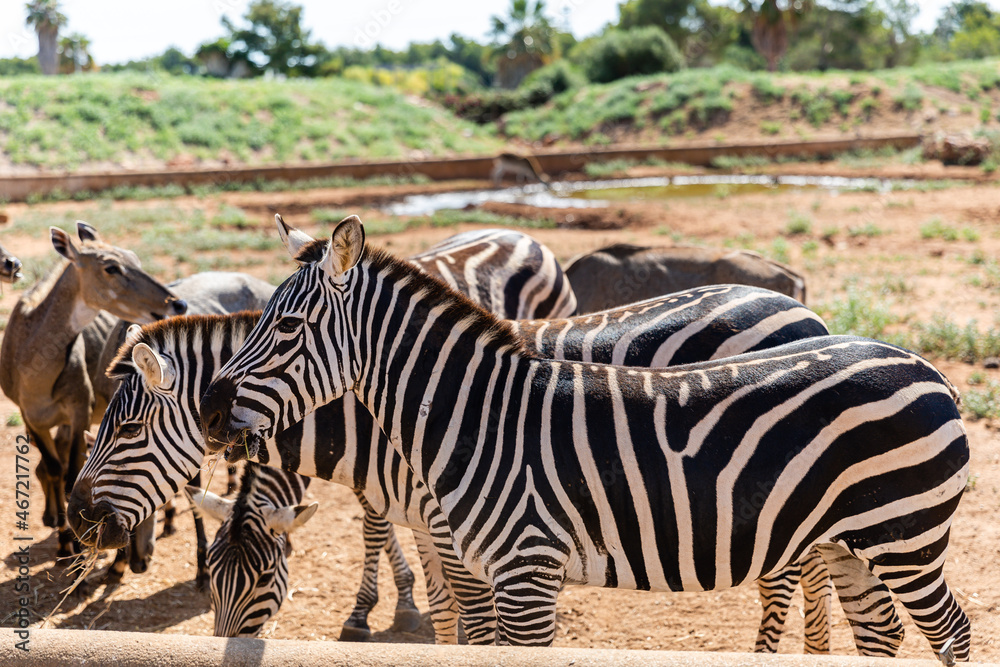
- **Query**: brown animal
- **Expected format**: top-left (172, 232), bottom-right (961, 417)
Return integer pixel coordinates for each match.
top-left (564, 244), bottom-right (807, 315)
top-left (491, 152), bottom-right (552, 189)
top-left (0, 222), bottom-right (186, 557)
top-left (0, 240), bottom-right (22, 283)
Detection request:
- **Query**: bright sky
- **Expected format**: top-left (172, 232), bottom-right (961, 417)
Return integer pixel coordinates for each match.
top-left (0, 0), bottom-right (993, 65)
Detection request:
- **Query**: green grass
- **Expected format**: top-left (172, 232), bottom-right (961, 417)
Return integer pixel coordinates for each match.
top-left (503, 59), bottom-right (1000, 148)
top-left (785, 210), bottom-right (812, 236)
top-left (0, 73), bottom-right (501, 169)
top-left (6, 412), bottom-right (22, 427)
top-left (963, 380), bottom-right (1000, 420)
top-left (920, 217), bottom-right (961, 241)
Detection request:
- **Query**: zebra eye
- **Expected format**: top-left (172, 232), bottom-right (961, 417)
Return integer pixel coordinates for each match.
top-left (275, 316), bottom-right (302, 335)
top-left (118, 423), bottom-right (142, 439)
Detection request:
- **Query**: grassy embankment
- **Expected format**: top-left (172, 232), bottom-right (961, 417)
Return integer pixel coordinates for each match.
top-left (501, 60), bottom-right (1000, 156)
top-left (0, 73), bottom-right (502, 172)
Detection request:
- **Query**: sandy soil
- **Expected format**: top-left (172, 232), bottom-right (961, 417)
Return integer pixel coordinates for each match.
top-left (1, 172), bottom-right (1000, 660)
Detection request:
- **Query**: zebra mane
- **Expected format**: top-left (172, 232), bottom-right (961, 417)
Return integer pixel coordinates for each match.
top-left (106, 310), bottom-right (264, 380)
top-left (295, 240), bottom-right (530, 355)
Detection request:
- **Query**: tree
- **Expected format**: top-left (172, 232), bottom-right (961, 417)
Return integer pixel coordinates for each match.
top-left (58, 32), bottom-right (93, 73)
top-left (25, 0), bottom-right (66, 75)
top-left (934, 1), bottom-right (1000, 59)
top-left (740, 0), bottom-right (812, 72)
top-left (618, 0), bottom-right (717, 59)
top-left (575, 26), bottom-right (683, 83)
top-left (490, 0), bottom-right (555, 89)
top-left (222, 0), bottom-right (324, 76)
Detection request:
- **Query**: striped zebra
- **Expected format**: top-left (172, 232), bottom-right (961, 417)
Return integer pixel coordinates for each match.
top-left (406, 228), bottom-right (576, 320)
top-left (198, 215), bottom-right (971, 660)
top-left (186, 467), bottom-right (423, 639)
top-left (71, 232), bottom-right (908, 652)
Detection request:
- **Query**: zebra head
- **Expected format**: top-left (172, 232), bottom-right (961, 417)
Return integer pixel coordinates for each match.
top-left (185, 483), bottom-right (318, 637)
top-left (68, 317), bottom-right (249, 549)
top-left (201, 215), bottom-right (366, 462)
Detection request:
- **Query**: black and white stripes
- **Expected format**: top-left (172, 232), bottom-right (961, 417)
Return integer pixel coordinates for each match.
top-left (199, 216), bottom-right (972, 659)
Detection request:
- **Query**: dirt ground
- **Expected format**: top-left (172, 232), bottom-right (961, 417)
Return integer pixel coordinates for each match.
top-left (2, 170), bottom-right (1000, 660)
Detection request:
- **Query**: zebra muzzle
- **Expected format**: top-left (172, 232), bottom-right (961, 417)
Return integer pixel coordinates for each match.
top-left (223, 430), bottom-right (262, 463)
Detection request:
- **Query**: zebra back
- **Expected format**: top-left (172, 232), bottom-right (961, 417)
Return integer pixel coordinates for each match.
top-left (407, 228), bottom-right (576, 319)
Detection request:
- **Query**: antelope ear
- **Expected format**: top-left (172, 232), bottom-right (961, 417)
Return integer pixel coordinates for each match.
top-left (50, 227), bottom-right (78, 261)
top-left (76, 220), bottom-right (100, 243)
top-left (124, 324), bottom-right (144, 347)
top-left (321, 215), bottom-right (365, 279)
top-left (185, 486), bottom-right (235, 522)
top-left (132, 343), bottom-right (175, 388)
top-left (262, 502), bottom-right (319, 534)
top-left (275, 214), bottom-right (314, 261)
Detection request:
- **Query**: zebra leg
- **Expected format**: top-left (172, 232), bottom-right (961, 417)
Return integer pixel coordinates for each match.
top-left (842, 536), bottom-right (969, 662)
top-left (425, 511), bottom-right (498, 645)
top-left (799, 547), bottom-right (833, 654)
top-left (103, 547), bottom-right (130, 586)
top-left (815, 543), bottom-right (905, 657)
top-left (412, 527), bottom-right (460, 644)
top-left (491, 567), bottom-right (562, 647)
top-left (340, 502), bottom-right (387, 641)
top-left (754, 562), bottom-right (801, 652)
top-left (161, 497), bottom-right (176, 537)
top-left (188, 470), bottom-right (210, 591)
top-left (383, 526), bottom-right (422, 633)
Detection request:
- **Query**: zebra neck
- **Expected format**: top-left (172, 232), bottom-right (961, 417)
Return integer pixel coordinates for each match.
top-left (349, 257), bottom-right (529, 490)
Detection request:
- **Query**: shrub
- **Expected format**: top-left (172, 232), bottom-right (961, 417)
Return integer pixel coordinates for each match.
top-left (522, 60), bottom-right (586, 97)
top-left (577, 27), bottom-right (683, 84)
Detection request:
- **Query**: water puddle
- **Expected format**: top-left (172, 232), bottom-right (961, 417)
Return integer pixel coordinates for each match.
top-left (383, 175), bottom-right (924, 217)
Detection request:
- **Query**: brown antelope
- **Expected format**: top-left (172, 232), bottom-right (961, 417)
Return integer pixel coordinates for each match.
top-left (491, 152), bottom-right (552, 190)
top-left (0, 240), bottom-right (22, 283)
top-left (0, 221), bottom-right (186, 558)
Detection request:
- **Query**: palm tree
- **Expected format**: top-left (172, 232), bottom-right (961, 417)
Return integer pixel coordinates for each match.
top-left (25, 0), bottom-right (67, 75)
top-left (491, 0), bottom-right (554, 89)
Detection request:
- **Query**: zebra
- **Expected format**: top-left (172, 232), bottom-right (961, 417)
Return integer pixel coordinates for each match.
top-left (198, 215), bottom-right (971, 660)
top-left (183, 463), bottom-right (318, 637)
top-left (186, 467), bottom-right (423, 640)
top-left (72, 226), bottom-right (907, 654)
top-left (388, 227), bottom-right (576, 321)
top-left (71, 286), bottom-right (872, 650)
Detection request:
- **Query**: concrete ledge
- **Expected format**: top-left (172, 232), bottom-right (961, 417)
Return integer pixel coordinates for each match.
top-left (2, 629), bottom-right (972, 667)
top-left (0, 135), bottom-right (923, 202)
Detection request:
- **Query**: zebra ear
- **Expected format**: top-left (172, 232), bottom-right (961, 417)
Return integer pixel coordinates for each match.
top-left (124, 324), bottom-right (144, 348)
top-left (275, 214), bottom-right (314, 261)
top-left (50, 227), bottom-right (79, 262)
top-left (262, 502), bottom-right (319, 535)
top-left (184, 485), bottom-right (235, 522)
top-left (322, 215), bottom-right (365, 279)
top-left (132, 343), bottom-right (175, 389)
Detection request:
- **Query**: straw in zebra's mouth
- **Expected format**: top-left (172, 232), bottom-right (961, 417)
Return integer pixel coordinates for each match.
top-left (224, 429), bottom-right (262, 463)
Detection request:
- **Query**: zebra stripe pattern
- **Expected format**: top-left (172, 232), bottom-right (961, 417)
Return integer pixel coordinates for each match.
top-left (200, 216), bottom-right (971, 659)
top-left (185, 463), bottom-right (316, 637)
top-left (407, 228), bottom-right (576, 320)
top-left (73, 240), bottom-right (910, 653)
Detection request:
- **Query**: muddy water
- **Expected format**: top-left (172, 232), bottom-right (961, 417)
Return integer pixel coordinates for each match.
top-left (384, 175), bottom-right (923, 216)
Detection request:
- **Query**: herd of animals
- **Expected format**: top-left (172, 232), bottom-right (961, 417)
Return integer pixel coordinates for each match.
top-left (0, 217), bottom-right (971, 662)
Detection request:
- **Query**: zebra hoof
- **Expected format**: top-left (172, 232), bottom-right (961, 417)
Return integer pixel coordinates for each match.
top-left (391, 609), bottom-right (423, 633)
top-left (937, 638), bottom-right (956, 667)
top-left (195, 571), bottom-right (209, 592)
top-left (338, 625), bottom-right (372, 642)
top-left (160, 523), bottom-right (176, 538)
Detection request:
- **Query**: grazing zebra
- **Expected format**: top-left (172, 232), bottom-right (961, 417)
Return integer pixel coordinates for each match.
top-left (184, 463), bottom-right (317, 637)
top-left (188, 464), bottom-right (423, 639)
top-left (71, 228), bottom-right (908, 654)
top-left (199, 216), bottom-right (971, 660)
